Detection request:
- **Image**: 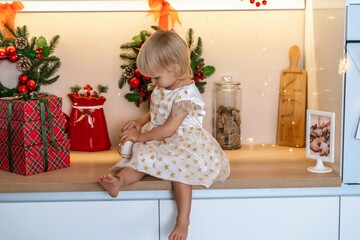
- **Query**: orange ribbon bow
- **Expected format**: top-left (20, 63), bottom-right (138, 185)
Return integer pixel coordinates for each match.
top-left (148, 0), bottom-right (181, 30)
top-left (0, 1), bottom-right (24, 38)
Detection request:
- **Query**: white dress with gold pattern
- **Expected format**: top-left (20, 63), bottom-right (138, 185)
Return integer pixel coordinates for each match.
top-left (113, 83), bottom-right (230, 188)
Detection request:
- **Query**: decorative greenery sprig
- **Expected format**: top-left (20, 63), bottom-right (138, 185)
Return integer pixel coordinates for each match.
top-left (119, 26), bottom-right (215, 107)
top-left (70, 84), bottom-right (108, 98)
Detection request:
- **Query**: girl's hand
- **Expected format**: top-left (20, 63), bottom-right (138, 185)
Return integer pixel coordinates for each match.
top-left (123, 120), bottom-right (142, 133)
top-left (119, 128), bottom-right (141, 144)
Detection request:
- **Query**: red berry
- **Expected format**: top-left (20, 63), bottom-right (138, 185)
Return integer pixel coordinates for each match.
top-left (6, 46), bottom-right (16, 56)
top-left (250, 0), bottom-right (255, 3)
top-left (256, 1), bottom-right (261, 7)
top-left (8, 54), bottom-right (18, 62)
top-left (26, 80), bottom-right (36, 90)
top-left (262, 0), bottom-right (267, 5)
top-left (19, 74), bottom-right (29, 83)
top-left (17, 85), bottom-right (29, 94)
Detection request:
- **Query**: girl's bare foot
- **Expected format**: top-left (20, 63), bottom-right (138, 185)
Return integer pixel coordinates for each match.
top-left (168, 219), bottom-right (189, 240)
top-left (97, 174), bottom-right (122, 198)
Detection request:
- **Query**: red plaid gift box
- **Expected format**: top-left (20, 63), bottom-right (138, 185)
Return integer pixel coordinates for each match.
top-left (0, 95), bottom-right (70, 176)
top-left (0, 95), bottom-right (62, 121)
top-left (0, 139), bottom-right (70, 176)
top-left (0, 116), bottom-right (66, 146)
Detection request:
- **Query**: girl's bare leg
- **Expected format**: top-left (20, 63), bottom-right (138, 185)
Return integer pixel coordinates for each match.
top-left (98, 167), bottom-right (145, 198)
top-left (169, 181), bottom-right (192, 240)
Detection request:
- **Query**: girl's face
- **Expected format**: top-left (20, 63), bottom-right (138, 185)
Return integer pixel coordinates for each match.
top-left (150, 70), bottom-right (179, 90)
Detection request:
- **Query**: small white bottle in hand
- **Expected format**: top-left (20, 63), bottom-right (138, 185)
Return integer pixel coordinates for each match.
top-left (118, 141), bottom-right (134, 160)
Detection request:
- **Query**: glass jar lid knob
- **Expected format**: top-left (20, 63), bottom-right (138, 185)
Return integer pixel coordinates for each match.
top-left (223, 76), bottom-right (233, 82)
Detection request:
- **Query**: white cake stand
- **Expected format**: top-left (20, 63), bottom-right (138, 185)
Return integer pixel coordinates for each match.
top-left (307, 159), bottom-right (333, 173)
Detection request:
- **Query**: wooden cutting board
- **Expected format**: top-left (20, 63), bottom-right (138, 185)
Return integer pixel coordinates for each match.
top-left (276, 45), bottom-right (307, 147)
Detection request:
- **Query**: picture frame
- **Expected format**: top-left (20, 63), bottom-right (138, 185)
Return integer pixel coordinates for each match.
top-left (306, 110), bottom-right (335, 173)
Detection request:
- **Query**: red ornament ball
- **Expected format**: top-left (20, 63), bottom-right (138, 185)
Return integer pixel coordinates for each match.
top-left (129, 77), bottom-right (141, 88)
top-left (250, 0), bottom-right (255, 3)
top-left (262, 0), bottom-right (267, 5)
top-left (134, 68), bottom-right (143, 77)
top-left (143, 76), bottom-right (151, 82)
top-left (26, 80), bottom-right (36, 90)
top-left (19, 74), bottom-right (29, 83)
top-left (8, 54), bottom-right (18, 62)
top-left (6, 46), bottom-right (16, 56)
top-left (17, 85), bottom-right (29, 94)
top-left (256, 2), bottom-right (261, 7)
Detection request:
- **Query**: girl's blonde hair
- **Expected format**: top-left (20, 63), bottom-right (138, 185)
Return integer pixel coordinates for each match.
top-left (137, 30), bottom-right (192, 81)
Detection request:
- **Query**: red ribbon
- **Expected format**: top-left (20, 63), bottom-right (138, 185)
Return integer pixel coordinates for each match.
top-left (0, 1), bottom-right (24, 38)
top-left (148, 0), bottom-right (181, 30)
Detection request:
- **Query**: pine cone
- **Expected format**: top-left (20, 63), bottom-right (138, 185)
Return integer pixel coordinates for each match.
top-left (123, 66), bottom-right (134, 78)
top-left (15, 37), bottom-right (27, 49)
top-left (16, 57), bottom-right (32, 71)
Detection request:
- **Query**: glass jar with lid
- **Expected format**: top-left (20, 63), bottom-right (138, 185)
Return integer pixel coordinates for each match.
top-left (214, 76), bottom-right (242, 149)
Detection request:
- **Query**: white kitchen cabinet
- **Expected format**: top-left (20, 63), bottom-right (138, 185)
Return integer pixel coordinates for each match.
top-left (0, 200), bottom-right (159, 240)
top-left (160, 197), bottom-right (339, 240)
top-left (340, 196), bottom-right (360, 240)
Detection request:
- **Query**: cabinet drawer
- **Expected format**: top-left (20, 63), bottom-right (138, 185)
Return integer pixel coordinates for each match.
top-left (160, 197), bottom-right (339, 240)
top-left (0, 200), bottom-right (159, 240)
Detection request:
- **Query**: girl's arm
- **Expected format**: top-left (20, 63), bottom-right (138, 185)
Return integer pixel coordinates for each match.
top-left (120, 102), bottom-right (189, 143)
top-left (122, 112), bottom-right (151, 132)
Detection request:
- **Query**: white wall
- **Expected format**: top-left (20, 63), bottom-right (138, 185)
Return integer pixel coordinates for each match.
top-left (3, 10), bottom-right (306, 145)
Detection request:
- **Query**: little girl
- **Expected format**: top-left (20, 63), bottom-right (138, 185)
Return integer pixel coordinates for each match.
top-left (98, 30), bottom-right (230, 240)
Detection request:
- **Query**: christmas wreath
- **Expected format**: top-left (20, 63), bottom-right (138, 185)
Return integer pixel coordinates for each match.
top-left (0, 25), bottom-right (61, 97)
top-left (119, 26), bottom-right (215, 107)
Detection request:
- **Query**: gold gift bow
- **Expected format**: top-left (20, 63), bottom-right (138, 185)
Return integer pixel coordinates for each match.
top-left (0, 1), bottom-right (24, 38)
top-left (73, 105), bottom-right (104, 128)
top-left (148, 0), bottom-right (181, 30)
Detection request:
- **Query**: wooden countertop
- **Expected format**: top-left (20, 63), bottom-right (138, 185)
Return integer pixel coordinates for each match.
top-left (0, 145), bottom-right (341, 193)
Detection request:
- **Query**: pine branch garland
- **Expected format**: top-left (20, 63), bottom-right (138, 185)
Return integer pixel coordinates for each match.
top-left (120, 53), bottom-right (137, 63)
top-left (70, 85), bottom-right (82, 93)
top-left (194, 37), bottom-right (203, 57)
top-left (39, 58), bottom-right (61, 80)
top-left (119, 26), bottom-right (215, 107)
top-left (49, 35), bottom-right (60, 53)
top-left (120, 42), bottom-right (138, 50)
top-left (97, 84), bottom-right (108, 94)
top-left (38, 75), bottom-right (60, 86)
top-left (29, 36), bottom-right (36, 49)
top-left (118, 75), bottom-right (128, 88)
top-left (187, 28), bottom-right (194, 47)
